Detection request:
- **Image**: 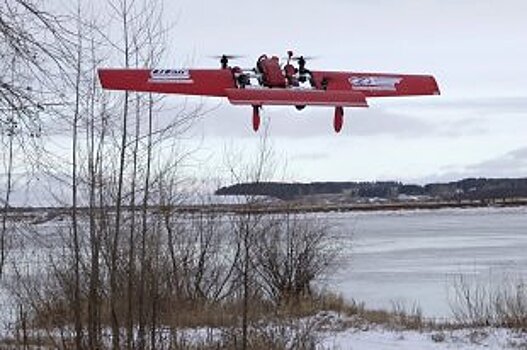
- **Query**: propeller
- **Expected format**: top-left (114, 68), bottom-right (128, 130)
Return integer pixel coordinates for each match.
top-left (209, 54), bottom-right (245, 60)
top-left (209, 54), bottom-right (245, 69)
top-left (282, 53), bottom-right (319, 74)
top-left (289, 55), bottom-right (318, 62)
top-left (287, 55), bottom-right (319, 74)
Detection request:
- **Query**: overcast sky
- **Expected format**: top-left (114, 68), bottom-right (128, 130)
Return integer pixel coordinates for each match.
top-left (128, 0), bottom-right (527, 183)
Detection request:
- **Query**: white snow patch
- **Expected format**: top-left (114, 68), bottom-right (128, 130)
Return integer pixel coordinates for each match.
top-left (314, 311), bottom-right (526, 350)
top-left (321, 327), bottom-right (524, 350)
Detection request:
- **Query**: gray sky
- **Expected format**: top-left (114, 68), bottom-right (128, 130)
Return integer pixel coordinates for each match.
top-left (134, 0), bottom-right (527, 183)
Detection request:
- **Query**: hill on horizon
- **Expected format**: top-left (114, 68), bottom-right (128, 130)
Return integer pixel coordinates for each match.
top-left (215, 177), bottom-right (527, 201)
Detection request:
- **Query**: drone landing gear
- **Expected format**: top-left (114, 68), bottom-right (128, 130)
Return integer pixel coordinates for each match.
top-left (252, 105), bottom-right (261, 132)
top-left (334, 107), bottom-right (344, 133)
top-left (250, 105), bottom-right (343, 133)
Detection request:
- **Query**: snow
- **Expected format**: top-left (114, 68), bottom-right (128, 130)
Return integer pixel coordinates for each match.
top-left (168, 311), bottom-right (527, 349)
top-left (321, 327), bottom-right (523, 350)
top-left (308, 311), bottom-right (524, 349)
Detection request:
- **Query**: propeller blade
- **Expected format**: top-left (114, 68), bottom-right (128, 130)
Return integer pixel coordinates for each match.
top-left (291, 55), bottom-right (319, 61)
top-left (208, 54), bottom-right (245, 60)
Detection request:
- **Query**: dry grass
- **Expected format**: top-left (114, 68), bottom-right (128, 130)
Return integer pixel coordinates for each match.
top-left (8, 286), bottom-right (527, 349)
top-left (13, 274), bottom-right (527, 349)
top-left (450, 276), bottom-right (527, 329)
top-left (7, 290), bottom-right (432, 349)
top-left (26, 290), bottom-right (354, 330)
top-left (340, 299), bottom-right (429, 331)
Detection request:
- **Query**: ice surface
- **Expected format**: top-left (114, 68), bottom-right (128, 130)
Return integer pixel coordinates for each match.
top-left (326, 207), bottom-right (527, 318)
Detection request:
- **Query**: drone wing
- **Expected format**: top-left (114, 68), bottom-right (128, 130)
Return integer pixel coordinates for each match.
top-left (97, 68), bottom-right (235, 97)
top-left (226, 88), bottom-right (368, 107)
top-left (311, 71), bottom-right (440, 97)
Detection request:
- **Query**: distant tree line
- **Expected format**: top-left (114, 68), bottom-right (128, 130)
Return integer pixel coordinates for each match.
top-left (215, 178), bottom-right (527, 201)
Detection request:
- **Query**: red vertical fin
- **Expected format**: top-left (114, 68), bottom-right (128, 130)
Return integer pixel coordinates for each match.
top-left (334, 107), bottom-right (344, 133)
top-left (252, 105), bottom-right (261, 132)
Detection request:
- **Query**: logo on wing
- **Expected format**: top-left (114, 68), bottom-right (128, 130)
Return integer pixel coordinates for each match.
top-left (149, 69), bottom-right (193, 83)
top-left (349, 76), bottom-right (402, 91)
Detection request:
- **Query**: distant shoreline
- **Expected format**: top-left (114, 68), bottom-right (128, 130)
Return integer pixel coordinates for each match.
top-left (3, 198), bottom-right (527, 222)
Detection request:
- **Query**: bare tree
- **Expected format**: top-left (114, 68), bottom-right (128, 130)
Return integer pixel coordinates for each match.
top-left (86, 35), bottom-right (105, 349)
top-left (109, 0), bottom-right (130, 345)
top-left (223, 130), bottom-right (277, 349)
top-left (252, 214), bottom-right (339, 304)
top-left (70, 3), bottom-right (84, 348)
top-left (0, 0), bottom-right (74, 279)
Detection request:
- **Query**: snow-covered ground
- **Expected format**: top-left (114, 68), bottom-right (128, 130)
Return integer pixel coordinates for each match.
top-left (322, 326), bottom-right (525, 350)
top-left (311, 311), bottom-right (526, 349)
top-left (172, 312), bottom-right (527, 349)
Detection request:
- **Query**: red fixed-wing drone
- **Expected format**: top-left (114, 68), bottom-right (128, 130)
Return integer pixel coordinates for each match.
top-left (98, 51), bottom-right (439, 133)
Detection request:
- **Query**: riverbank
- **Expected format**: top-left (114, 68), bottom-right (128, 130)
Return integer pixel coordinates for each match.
top-left (3, 197), bottom-right (527, 222)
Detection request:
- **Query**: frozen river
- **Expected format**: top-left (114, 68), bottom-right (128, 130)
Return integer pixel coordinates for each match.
top-left (327, 206), bottom-right (527, 318)
top-left (2, 206), bottom-right (526, 323)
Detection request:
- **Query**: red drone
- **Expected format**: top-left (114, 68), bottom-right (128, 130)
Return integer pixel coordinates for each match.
top-left (98, 51), bottom-right (440, 133)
